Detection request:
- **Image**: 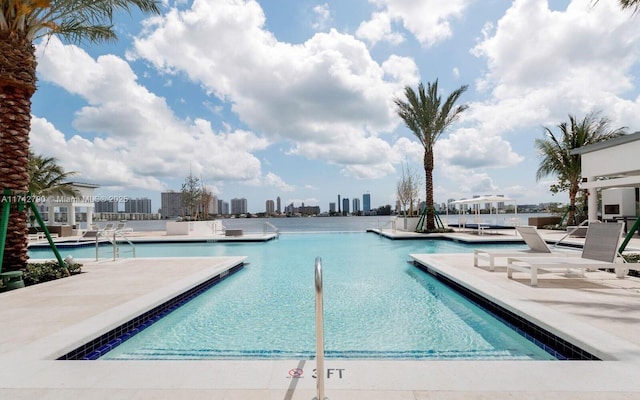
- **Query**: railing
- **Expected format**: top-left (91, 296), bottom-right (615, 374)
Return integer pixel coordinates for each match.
top-left (111, 230), bottom-right (136, 261)
top-left (93, 230), bottom-right (136, 261)
top-left (315, 256), bottom-right (325, 400)
top-left (263, 221), bottom-right (279, 237)
top-left (377, 217), bottom-right (397, 233)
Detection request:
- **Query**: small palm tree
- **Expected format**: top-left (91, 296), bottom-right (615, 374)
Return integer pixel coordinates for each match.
top-left (535, 112), bottom-right (626, 225)
top-left (395, 80), bottom-right (468, 231)
top-left (28, 151), bottom-right (78, 198)
top-left (0, 0), bottom-right (160, 271)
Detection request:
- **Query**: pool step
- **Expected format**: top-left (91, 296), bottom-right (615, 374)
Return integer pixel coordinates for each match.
top-left (102, 347), bottom-right (540, 360)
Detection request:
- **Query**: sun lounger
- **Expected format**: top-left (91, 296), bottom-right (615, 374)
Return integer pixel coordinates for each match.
top-left (506, 222), bottom-right (624, 286)
top-left (473, 226), bottom-right (576, 271)
top-left (115, 222), bottom-right (133, 233)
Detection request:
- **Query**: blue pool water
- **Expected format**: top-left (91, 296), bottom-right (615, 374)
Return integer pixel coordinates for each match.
top-left (32, 233), bottom-right (554, 360)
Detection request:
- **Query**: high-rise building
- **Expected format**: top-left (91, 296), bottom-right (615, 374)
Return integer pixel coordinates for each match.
top-left (329, 202), bottom-right (336, 213)
top-left (265, 199), bottom-right (275, 215)
top-left (230, 198), bottom-right (248, 214)
top-left (342, 197), bottom-right (350, 215)
top-left (352, 198), bottom-right (360, 213)
top-left (363, 193), bottom-right (371, 213)
top-left (338, 195), bottom-right (341, 213)
top-left (276, 196), bottom-right (281, 214)
top-left (94, 200), bottom-right (118, 213)
top-left (207, 194), bottom-right (218, 215)
top-left (160, 192), bottom-right (182, 218)
top-left (217, 199), bottom-right (229, 215)
top-left (125, 197), bottom-right (152, 214)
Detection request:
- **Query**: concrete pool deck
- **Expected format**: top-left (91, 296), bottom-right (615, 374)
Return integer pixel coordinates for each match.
top-left (4, 229), bottom-right (640, 399)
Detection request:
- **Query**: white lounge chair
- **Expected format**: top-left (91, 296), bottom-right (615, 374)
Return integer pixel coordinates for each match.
top-left (473, 226), bottom-right (576, 271)
top-left (506, 222), bottom-right (625, 286)
top-left (115, 222), bottom-right (133, 233)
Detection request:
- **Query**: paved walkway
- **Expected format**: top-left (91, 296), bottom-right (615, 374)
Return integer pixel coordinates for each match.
top-left (4, 229), bottom-right (640, 399)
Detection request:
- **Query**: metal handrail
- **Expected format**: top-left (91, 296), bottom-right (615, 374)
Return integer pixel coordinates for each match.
top-left (315, 256), bottom-right (325, 400)
top-left (93, 229), bottom-right (136, 261)
top-left (263, 221), bottom-right (279, 237)
top-left (112, 230), bottom-right (136, 260)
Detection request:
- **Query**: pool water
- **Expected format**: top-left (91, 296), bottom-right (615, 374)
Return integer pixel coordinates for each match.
top-left (34, 233), bottom-right (554, 360)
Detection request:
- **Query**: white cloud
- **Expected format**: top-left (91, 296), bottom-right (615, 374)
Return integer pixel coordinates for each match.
top-left (356, 12), bottom-right (405, 46)
top-left (264, 172), bottom-right (295, 191)
top-left (131, 0), bottom-right (419, 178)
top-left (34, 37), bottom-right (269, 190)
top-left (312, 3), bottom-right (332, 31)
top-left (437, 128), bottom-right (523, 169)
top-left (364, 0), bottom-right (472, 47)
top-left (471, 0), bottom-right (640, 132)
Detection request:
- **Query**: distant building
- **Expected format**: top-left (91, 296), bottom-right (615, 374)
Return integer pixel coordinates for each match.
top-left (160, 191), bottom-right (182, 218)
top-left (207, 194), bottom-right (218, 215)
top-left (329, 202), bottom-right (336, 213)
top-left (125, 197), bottom-right (152, 214)
top-left (352, 198), bottom-right (360, 213)
top-left (285, 202), bottom-right (295, 214)
top-left (265, 199), bottom-right (275, 215)
top-left (95, 200), bottom-right (118, 213)
top-left (217, 199), bottom-right (229, 215)
top-left (363, 193), bottom-right (371, 213)
top-left (230, 198), bottom-right (247, 215)
top-left (342, 197), bottom-right (350, 215)
top-left (276, 196), bottom-right (281, 214)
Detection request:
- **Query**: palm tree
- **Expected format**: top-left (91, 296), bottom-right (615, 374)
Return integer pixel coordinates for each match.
top-left (535, 112), bottom-right (626, 225)
top-left (594, 0), bottom-right (640, 13)
top-left (619, 0), bottom-right (640, 12)
top-left (395, 80), bottom-right (468, 231)
top-left (0, 0), bottom-right (160, 271)
top-left (28, 151), bottom-right (78, 198)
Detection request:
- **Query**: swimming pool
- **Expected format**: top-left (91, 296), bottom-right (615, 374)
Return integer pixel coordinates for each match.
top-left (36, 233), bottom-right (558, 361)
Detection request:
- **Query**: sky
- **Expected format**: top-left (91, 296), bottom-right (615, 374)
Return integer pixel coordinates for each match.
top-left (29, 0), bottom-right (640, 213)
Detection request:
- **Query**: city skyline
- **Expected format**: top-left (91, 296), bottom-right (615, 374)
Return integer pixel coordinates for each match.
top-left (29, 1), bottom-right (640, 213)
top-left (87, 188), bottom-right (559, 216)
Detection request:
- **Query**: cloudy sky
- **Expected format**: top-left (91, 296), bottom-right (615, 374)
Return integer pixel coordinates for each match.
top-left (30, 0), bottom-right (640, 213)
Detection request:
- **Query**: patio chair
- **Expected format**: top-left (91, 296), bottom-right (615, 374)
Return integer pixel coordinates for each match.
top-left (78, 226), bottom-right (102, 242)
top-left (506, 222), bottom-right (626, 286)
top-left (473, 226), bottom-right (576, 271)
top-left (115, 222), bottom-right (133, 233)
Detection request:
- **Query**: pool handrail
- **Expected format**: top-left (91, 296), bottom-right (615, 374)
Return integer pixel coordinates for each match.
top-left (315, 256), bottom-right (325, 400)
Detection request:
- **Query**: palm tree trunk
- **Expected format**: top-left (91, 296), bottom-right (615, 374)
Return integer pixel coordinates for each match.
top-left (568, 184), bottom-right (579, 226)
top-left (0, 33), bottom-right (38, 272)
top-left (424, 150), bottom-right (435, 231)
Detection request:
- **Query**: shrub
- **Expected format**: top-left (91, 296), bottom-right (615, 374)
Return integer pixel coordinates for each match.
top-left (22, 260), bottom-right (82, 286)
top-left (622, 254), bottom-right (640, 278)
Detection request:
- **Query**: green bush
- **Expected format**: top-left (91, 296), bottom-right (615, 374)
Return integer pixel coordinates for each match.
top-left (22, 260), bottom-right (82, 286)
top-left (622, 254), bottom-right (640, 277)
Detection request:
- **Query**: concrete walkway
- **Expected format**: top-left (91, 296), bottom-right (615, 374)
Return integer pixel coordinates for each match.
top-left (3, 230), bottom-right (640, 399)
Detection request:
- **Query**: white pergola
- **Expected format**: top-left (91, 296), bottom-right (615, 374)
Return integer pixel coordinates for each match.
top-left (42, 182), bottom-right (99, 228)
top-left (447, 195), bottom-right (517, 226)
top-left (572, 131), bottom-right (640, 222)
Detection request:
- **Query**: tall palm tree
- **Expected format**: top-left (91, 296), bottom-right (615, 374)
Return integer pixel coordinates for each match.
top-left (28, 151), bottom-right (78, 197)
top-left (395, 80), bottom-right (468, 231)
top-left (0, 0), bottom-right (160, 271)
top-left (535, 112), bottom-right (626, 225)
